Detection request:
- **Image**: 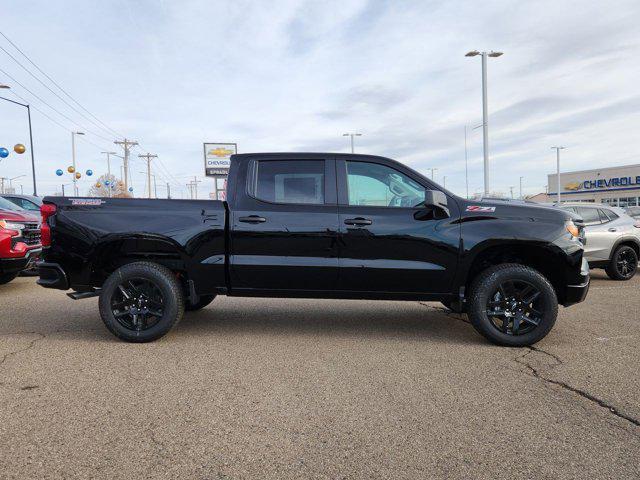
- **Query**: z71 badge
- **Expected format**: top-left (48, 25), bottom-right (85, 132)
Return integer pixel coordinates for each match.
top-left (71, 199), bottom-right (105, 206)
top-left (466, 205), bottom-right (496, 213)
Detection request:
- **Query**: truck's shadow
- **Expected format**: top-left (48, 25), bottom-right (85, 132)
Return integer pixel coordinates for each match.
top-left (172, 299), bottom-right (483, 346)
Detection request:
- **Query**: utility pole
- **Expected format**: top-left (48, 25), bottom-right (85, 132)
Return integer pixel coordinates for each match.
top-left (427, 168), bottom-right (438, 181)
top-left (551, 147), bottom-right (565, 204)
top-left (166, 182), bottom-right (171, 199)
top-left (0, 177), bottom-right (6, 194)
top-left (115, 138), bottom-right (138, 192)
top-left (465, 50), bottom-right (504, 195)
top-left (443, 176), bottom-right (447, 189)
top-left (138, 153), bottom-right (157, 199)
top-left (186, 183), bottom-right (193, 199)
top-left (192, 176), bottom-right (202, 199)
top-left (519, 176), bottom-right (524, 199)
top-left (342, 132), bottom-right (362, 153)
top-left (510, 186), bottom-right (514, 199)
top-left (464, 126), bottom-right (469, 199)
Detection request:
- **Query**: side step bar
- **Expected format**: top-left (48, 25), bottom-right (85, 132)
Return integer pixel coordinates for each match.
top-left (67, 290), bottom-right (101, 300)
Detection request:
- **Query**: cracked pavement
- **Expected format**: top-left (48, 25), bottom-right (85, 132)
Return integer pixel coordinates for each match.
top-left (0, 271), bottom-right (638, 479)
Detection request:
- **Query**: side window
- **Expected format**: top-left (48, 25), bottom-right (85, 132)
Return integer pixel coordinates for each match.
top-left (250, 160), bottom-right (325, 205)
top-left (21, 199), bottom-right (39, 211)
top-left (576, 207), bottom-right (601, 225)
top-left (346, 161), bottom-right (425, 207)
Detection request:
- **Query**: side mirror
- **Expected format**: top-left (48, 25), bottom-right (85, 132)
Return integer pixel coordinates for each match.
top-left (424, 190), bottom-right (450, 218)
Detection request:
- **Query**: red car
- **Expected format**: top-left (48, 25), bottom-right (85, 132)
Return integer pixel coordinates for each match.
top-left (0, 197), bottom-right (42, 285)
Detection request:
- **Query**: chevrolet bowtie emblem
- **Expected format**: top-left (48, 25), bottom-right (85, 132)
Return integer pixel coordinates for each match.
top-left (209, 147), bottom-right (234, 157)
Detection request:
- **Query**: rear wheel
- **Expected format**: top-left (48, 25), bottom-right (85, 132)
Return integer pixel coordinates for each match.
top-left (605, 245), bottom-right (638, 280)
top-left (468, 264), bottom-right (558, 347)
top-left (98, 262), bottom-right (184, 342)
top-left (0, 272), bottom-right (19, 285)
top-left (185, 294), bottom-right (216, 311)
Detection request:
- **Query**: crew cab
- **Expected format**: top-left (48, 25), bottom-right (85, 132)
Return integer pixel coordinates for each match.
top-left (37, 153), bottom-right (589, 346)
top-left (0, 197), bottom-right (42, 285)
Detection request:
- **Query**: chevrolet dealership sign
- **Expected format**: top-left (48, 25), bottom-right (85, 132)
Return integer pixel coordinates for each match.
top-left (549, 164), bottom-right (640, 195)
top-left (204, 143), bottom-right (237, 176)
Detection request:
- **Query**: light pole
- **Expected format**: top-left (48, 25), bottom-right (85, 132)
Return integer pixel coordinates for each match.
top-left (551, 147), bottom-right (565, 204)
top-left (465, 50), bottom-right (503, 196)
top-left (442, 176), bottom-right (447, 189)
top-left (101, 151), bottom-right (117, 198)
top-left (0, 84), bottom-right (38, 196)
top-left (71, 131), bottom-right (84, 195)
top-left (427, 168), bottom-right (438, 181)
top-left (342, 132), bottom-right (362, 153)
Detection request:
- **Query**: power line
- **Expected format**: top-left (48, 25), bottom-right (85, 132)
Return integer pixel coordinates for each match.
top-left (0, 30), bottom-right (124, 139)
top-left (0, 65), bottom-right (113, 142)
top-left (0, 43), bottom-right (121, 140)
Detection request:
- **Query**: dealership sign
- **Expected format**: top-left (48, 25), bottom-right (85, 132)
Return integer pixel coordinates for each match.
top-left (565, 175), bottom-right (640, 191)
top-left (204, 143), bottom-right (237, 176)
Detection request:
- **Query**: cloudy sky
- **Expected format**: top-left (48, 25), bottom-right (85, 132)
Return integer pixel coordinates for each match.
top-left (1, 0), bottom-right (639, 198)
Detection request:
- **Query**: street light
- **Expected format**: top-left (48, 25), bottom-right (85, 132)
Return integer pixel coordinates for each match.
top-left (465, 50), bottom-right (503, 195)
top-left (0, 84), bottom-right (38, 196)
top-left (342, 132), bottom-right (362, 153)
top-left (71, 131), bottom-right (85, 196)
top-left (551, 147), bottom-right (565, 203)
top-left (519, 176), bottom-right (524, 199)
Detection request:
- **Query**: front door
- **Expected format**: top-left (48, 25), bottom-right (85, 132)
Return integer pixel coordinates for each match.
top-left (336, 158), bottom-right (460, 294)
top-left (229, 156), bottom-right (339, 293)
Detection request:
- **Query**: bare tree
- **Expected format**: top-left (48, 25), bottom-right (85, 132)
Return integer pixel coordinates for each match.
top-left (87, 174), bottom-right (132, 198)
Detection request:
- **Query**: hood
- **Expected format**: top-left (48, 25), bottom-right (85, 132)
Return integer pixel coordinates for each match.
top-left (0, 208), bottom-right (40, 223)
top-left (459, 198), bottom-right (575, 223)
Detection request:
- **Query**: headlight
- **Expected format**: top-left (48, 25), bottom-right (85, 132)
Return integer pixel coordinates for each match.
top-left (565, 220), bottom-right (579, 238)
top-left (0, 220), bottom-right (26, 231)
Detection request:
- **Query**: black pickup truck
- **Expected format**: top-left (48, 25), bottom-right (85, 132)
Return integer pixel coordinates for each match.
top-left (37, 153), bottom-right (589, 346)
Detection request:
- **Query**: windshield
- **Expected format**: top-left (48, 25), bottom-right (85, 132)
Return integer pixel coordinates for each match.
top-left (0, 196), bottom-right (26, 212)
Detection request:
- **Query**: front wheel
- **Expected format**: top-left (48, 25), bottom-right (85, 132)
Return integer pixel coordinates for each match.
top-left (98, 262), bottom-right (184, 342)
top-left (605, 245), bottom-right (638, 280)
top-left (467, 264), bottom-right (558, 347)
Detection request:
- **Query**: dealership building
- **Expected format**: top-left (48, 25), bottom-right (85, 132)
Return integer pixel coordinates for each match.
top-left (547, 163), bottom-right (640, 207)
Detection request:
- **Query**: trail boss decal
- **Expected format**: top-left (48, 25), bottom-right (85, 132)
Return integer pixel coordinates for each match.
top-left (71, 199), bottom-right (105, 206)
top-left (466, 205), bottom-right (496, 213)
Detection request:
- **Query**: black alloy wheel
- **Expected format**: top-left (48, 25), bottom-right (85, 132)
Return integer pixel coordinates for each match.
top-left (99, 262), bottom-right (184, 342)
top-left (110, 278), bottom-right (165, 332)
top-left (467, 263), bottom-right (558, 347)
top-left (485, 280), bottom-right (543, 336)
top-left (606, 245), bottom-right (638, 281)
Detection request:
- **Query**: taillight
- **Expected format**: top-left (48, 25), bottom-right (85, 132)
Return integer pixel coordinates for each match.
top-left (40, 203), bottom-right (57, 247)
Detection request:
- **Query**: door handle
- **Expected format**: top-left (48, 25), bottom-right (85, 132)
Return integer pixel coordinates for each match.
top-left (344, 217), bottom-right (372, 226)
top-left (608, 227), bottom-right (618, 232)
top-left (239, 215), bottom-right (266, 224)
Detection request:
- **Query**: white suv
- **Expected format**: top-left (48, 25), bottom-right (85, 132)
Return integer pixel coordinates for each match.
top-left (559, 203), bottom-right (640, 280)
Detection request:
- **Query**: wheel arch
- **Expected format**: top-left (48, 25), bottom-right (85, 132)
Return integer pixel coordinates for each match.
top-left (611, 236), bottom-right (640, 258)
top-left (88, 235), bottom-right (189, 287)
top-left (460, 240), bottom-right (569, 303)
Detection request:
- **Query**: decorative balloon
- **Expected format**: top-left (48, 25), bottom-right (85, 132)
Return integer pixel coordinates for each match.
top-left (104, 180), bottom-right (110, 186)
top-left (96, 182), bottom-right (102, 188)
top-left (0, 147), bottom-right (9, 158)
top-left (56, 169), bottom-right (64, 176)
top-left (67, 166), bottom-right (75, 173)
top-left (128, 187), bottom-right (134, 192)
top-left (14, 144), bottom-right (26, 154)
top-left (75, 172), bottom-right (82, 179)
top-left (86, 169), bottom-right (93, 176)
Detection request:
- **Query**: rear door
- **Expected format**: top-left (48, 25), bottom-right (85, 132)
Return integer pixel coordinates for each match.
top-left (576, 206), bottom-right (621, 261)
top-left (335, 157), bottom-right (460, 294)
top-left (229, 155), bottom-right (339, 292)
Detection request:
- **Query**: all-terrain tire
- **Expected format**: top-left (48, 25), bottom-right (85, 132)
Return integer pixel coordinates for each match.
top-left (185, 294), bottom-right (216, 311)
top-left (98, 262), bottom-right (184, 342)
top-left (467, 263), bottom-right (558, 347)
top-left (605, 245), bottom-right (638, 281)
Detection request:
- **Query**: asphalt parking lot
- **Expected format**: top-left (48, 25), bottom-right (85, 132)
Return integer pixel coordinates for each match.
top-left (0, 271), bottom-right (638, 479)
